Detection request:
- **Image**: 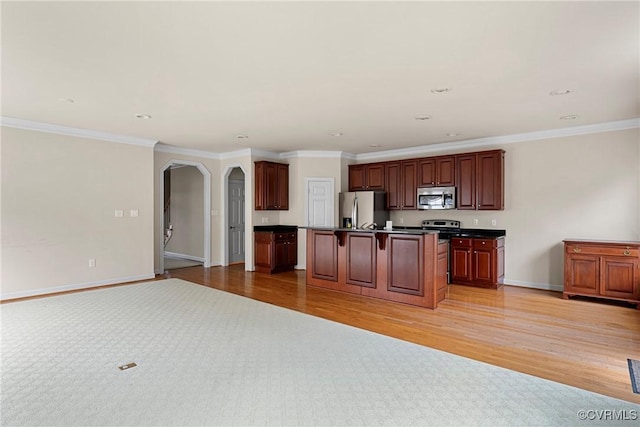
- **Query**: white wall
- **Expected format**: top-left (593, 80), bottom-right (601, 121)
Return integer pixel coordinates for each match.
top-left (1, 127), bottom-right (155, 299)
top-left (164, 166), bottom-right (205, 259)
top-left (389, 128), bottom-right (640, 290)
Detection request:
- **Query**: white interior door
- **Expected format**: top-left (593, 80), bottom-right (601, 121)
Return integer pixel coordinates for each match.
top-left (306, 178), bottom-right (334, 226)
top-left (228, 179), bottom-right (245, 264)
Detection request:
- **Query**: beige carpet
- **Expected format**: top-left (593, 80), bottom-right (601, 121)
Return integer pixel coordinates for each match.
top-left (1, 279), bottom-right (637, 426)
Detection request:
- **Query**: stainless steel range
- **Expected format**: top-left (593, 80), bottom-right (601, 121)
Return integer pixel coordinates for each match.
top-left (421, 219), bottom-right (461, 283)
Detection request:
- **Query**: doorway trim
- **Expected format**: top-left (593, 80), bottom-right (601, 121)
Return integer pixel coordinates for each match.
top-left (159, 160), bottom-right (211, 273)
top-left (221, 164), bottom-right (248, 267)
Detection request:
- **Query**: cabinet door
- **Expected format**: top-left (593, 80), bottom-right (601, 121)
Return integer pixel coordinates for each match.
top-left (456, 154), bottom-right (476, 210)
top-left (477, 151), bottom-right (504, 210)
top-left (385, 161), bottom-right (401, 210)
top-left (264, 162), bottom-right (279, 209)
top-left (348, 165), bottom-right (366, 191)
top-left (418, 159), bottom-right (436, 187)
top-left (600, 256), bottom-right (639, 299)
top-left (401, 160), bottom-right (418, 210)
top-left (451, 238), bottom-right (473, 283)
top-left (472, 247), bottom-right (494, 285)
top-left (436, 156), bottom-right (456, 186)
top-left (276, 163), bottom-right (289, 210)
top-left (346, 233), bottom-right (376, 288)
top-left (274, 240), bottom-right (288, 268)
top-left (366, 163), bottom-right (386, 190)
top-left (564, 254), bottom-right (599, 295)
top-left (387, 234), bottom-right (423, 295)
top-left (310, 230), bottom-right (338, 281)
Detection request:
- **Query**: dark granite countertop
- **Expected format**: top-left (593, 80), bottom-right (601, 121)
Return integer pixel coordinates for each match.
top-left (378, 226), bottom-right (506, 239)
top-left (253, 225), bottom-right (298, 232)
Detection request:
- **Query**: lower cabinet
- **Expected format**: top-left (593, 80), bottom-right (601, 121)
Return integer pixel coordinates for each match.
top-left (437, 241), bottom-right (449, 302)
top-left (451, 237), bottom-right (505, 288)
top-left (563, 240), bottom-right (639, 308)
top-left (254, 230), bottom-right (297, 274)
top-left (306, 229), bottom-right (445, 309)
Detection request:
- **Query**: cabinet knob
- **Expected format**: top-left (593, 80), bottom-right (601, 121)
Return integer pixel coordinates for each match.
top-left (573, 247), bottom-right (581, 253)
top-left (482, 241), bottom-right (485, 245)
top-left (623, 249), bottom-right (631, 256)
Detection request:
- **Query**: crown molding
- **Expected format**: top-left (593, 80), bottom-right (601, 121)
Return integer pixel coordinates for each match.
top-left (155, 142), bottom-right (221, 159)
top-left (0, 116), bottom-right (157, 148)
top-left (355, 118), bottom-right (640, 161)
top-left (280, 150), bottom-right (348, 159)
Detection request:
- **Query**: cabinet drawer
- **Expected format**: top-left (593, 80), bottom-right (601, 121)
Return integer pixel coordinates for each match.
top-left (473, 238), bottom-right (500, 249)
top-left (565, 244), bottom-right (639, 258)
top-left (275, 232), bottom-right (297, 241)
top-left (451, 238), bottom-right (472, 247)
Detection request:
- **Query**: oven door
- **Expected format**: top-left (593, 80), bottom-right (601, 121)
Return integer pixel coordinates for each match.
top-left (417, 187), bottom-right (456, 210)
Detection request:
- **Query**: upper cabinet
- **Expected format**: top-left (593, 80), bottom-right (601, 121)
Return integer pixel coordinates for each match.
top-left (386, 160), bottom-right (418, 210)
top-left (348, 163), bottom-right (386, 191)
top-left (418, 156), bottom-right (456, 187)
top-left (255, 161), bottom-right (289, 210)
top-left (456, 150), bottom-right (504, 210)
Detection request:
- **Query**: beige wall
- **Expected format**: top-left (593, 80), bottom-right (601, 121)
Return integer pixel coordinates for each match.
top-left (388, 128), bottom-right (640, 290)
top-left (1, 127), bottom-right (155, 299)
top-left (164, 166), bottom-right (205, 259)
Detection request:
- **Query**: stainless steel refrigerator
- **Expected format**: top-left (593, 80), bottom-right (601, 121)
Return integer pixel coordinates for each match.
top-left (339, 191), bottom-right (389, 229)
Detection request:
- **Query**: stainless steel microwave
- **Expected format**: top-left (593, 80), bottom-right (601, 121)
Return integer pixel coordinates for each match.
top-left (417, 186), bottom-right (456, 210)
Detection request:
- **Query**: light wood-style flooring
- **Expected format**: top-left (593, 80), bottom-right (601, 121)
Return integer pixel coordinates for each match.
top-left (164, 265), bottom-right (640, 404)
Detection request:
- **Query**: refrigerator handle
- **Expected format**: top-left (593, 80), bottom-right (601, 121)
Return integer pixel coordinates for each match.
top-left (352, 195), bottom-right (358, 229)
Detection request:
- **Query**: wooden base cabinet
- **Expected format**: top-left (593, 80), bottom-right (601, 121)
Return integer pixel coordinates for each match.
top-left (451, 237), bottom-right (505, 288)
top-left (563, 240), bottom-right (640, 308)
top-left (254, 230), bottom-right (297, 274)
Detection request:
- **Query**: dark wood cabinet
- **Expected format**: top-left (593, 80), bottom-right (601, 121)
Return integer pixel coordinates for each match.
top-left (563, 240), bottom-right (639, 308)
top-left (456, 150), bottom-right (504, 211)
top-left (348, 163), bottom-right (385, 191)
top-left (254, 230), bottom-right (297, 273)
top-left (418, 156), bottom-right (455, 187)
top-left (387, 234), bottom-right (424, 295)
top-left (308, 230), bottom-right (338, 281)
top-left (346, 233), bottom-right (376, 288)
top-left (385, 160), bottom-right (418, 210)
top-left (451, 237), bottom-right (504, 288)
top-left (437, 240), bottom-right (449, 303)
top-left (255, 161), bottom-right (289, 210)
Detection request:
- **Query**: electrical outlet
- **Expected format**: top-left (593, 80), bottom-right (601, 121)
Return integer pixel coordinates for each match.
top-left (262, 217), bottom-right (268, 224)
top-left (399, 218), bottom-right (404, 224)
top-left (129, 209), bottom-right (139, 217)
top-left (114, 209), bottom-right (123, 217)
top-left (473, 218), bottom-right (479, 225)
top-left (491, 219), bottom-right (497, 226)
top-left (89, 259), bottom-right (96, 267)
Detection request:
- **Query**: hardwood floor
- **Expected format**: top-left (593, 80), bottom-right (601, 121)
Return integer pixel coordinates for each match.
top-left (164, 265), bottom-right (640, 404)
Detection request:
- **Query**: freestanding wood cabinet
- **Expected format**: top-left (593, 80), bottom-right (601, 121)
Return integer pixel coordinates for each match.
top-left (563, 239), bottom-right (640, 308)
top-left (451, 237), bottom-right (505, 288)
top-left (456, 150), bottom-right (504, 210)
top-left (385, 160), bottom-right (418, 210)
top-left (255, 161), bottom-right (289, 210)
top-left (348, 163), bottom-right (386, 191)
top-left (254, 229), bottom-right (297, 274)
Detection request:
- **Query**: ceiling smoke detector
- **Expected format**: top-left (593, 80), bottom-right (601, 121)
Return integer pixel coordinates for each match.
top-left (331, 132), bottom-right (344, 137)
top-left (560, 115), bottom-right (578, 120)
top-left (415, 115), bottom-right (432, 121)
top-left (135, 114), bottom-right (152, 119)
top-left (430, 87), bottom-right (452, 94)
top-left (236, 134), bottom-right (249, 139)
top-left (58, 97), bottom-right (75, 103)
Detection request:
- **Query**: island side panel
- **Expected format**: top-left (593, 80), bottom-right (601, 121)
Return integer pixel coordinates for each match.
top-left (306, 229), bottom-right (362, 295)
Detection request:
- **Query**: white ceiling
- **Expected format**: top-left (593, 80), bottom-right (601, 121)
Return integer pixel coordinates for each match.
top-left (2, 1), bottom-right (639, 155)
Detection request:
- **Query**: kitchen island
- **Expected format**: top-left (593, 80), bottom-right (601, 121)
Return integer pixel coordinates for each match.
top-left (304, 227), bottom-right (447, 309)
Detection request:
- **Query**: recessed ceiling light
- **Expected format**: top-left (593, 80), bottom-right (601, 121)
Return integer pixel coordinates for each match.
top-left (331, 132), bottom-right (344, 137)
top-left (236, 134), bottom-right (249, 139)
top-left (445, 133), bottom-right (460, 137)
top-left (369, 144), bottom-right (381, 147)
top-left (550, 89), bottom-right (571, 96)
top-left (135, 114), bottom-right (152, 119)
top-left (415, 115), bottom-right (432, 121)
top-left (58, 97), bottom-right (75, 103)
top-left (560, 115), bottom-right (578, 120)
top-left (430, 87), bottom-right (451, 94)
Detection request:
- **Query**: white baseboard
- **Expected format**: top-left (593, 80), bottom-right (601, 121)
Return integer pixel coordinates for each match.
top-left (0, 273), bottom-right (156, 301)
top-left (164, 251), bottom-right (205, 263)
top-left (504, 278), bottom-right (563, 292)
